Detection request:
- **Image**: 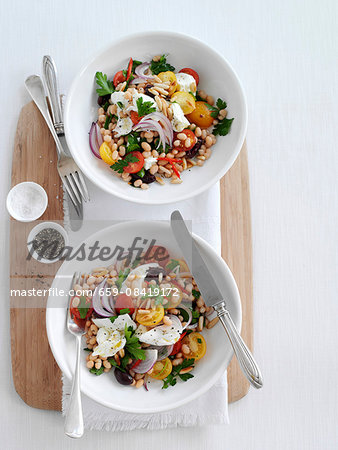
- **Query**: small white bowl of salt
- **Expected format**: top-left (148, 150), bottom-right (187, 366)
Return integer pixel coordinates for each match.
top-left (6, 182), bottom-right (48, 222)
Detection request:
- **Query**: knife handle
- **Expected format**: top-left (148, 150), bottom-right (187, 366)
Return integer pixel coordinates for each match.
top-left (213, 301), bottom-right (263, 389)
top-left (42, 55), bottom-right (64, 134)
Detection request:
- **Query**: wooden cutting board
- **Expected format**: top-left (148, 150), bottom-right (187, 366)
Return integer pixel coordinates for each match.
top-left (10, 101), bottom-right (252, 410)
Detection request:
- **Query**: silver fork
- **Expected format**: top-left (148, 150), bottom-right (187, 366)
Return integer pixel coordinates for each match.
top-left (25, 75), bottom-right (89, 207)
top-left (65, 272), bottom-right (85, 438)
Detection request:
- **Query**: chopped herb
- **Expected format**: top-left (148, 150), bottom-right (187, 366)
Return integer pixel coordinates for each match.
top-left (115, 268), bottom-right (131, 290)
top-left (166, 259), bottom-right (180, 272)
top-left (197, 338), bottom-right (202, 343)
top-left (162, 358), bottom-right (195, 389)
top-left (136, 97), bottom-right (156, 116)
top-left (95, 72), bottom-right (114, 96)
top-left (111, 154), bottom-right (139, 174)
top-left (90, 366), bottom-right (104, 376)
top-left (136, 168), bottom-right (145, 178)
top-left (126, 132), bottom-right (141, 153)
top-left (131, 257), bottom-right (141, 269)
top-left (117, 101), bottom-right (124, 109)
top-left (113, 114), bottom-right (118, 120)
top-left (213, 117), bottom-right (234, 136)
top-left (124, 325), bottom-right (146, 360)
top-left (103, 101), bottom-right (110, 112)
top-left (150, 54), bottom-right (175, 75)
top-left (78, 295), bottom-right (89, 319)
top-left (119, 308), bottom-right (131, 315)
top-left (104, 113), bottom-right (113, 129)
top-left (192, 289), bottom-right (201, 300)
top-left (216, 98), bottom-right (227, 110)
top-left (83, 347), bottom-right (91, 352)
top-left (132, 60), bottom-right (142, 72)
top-left (109, 316), bottom-right (117, 323)
top-left (108, 357), bottom-right (126, 372)
top-left (191, 309), bottom-right (200, 324)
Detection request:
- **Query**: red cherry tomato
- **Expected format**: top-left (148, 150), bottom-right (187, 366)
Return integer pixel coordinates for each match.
top-left (130, 110), bottom-right (142, 125)
top-left (113, 70), bottom-right (126, 87)
top-left (114, 294), bottom-right (135, 315)
top-left (179, 68), bottom-right (199, 85)
top-left (126, 58), bottom-right (133, 80)
top-left (123, 151), bottom-right (144, 174)
top-left (173, 129), bottom-right (196, 151)
top-left (170, 332), bottom-right (187, 355)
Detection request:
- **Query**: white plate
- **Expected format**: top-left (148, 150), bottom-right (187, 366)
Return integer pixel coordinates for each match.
top-left (64, 31), bottom-right (247, 205)
top-left (46, 221), bottom-right (241, 413)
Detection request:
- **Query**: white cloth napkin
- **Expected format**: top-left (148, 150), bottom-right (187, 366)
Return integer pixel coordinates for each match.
top-left (62, 182), bottom-right (229, 431)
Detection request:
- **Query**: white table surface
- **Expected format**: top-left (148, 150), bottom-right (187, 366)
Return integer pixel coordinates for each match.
top-left (1, 0), bottom-right (337, 448)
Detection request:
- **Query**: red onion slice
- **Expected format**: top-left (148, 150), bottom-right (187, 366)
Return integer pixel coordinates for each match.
top-left (135, 62), bottom-right (154, 80)
top-left (133, 349), bottom-right (158, 373)
top-left (92, 279), bottom-right (114, 317)
top-left (167, 314), bottom-right (183, 333)
top-left (178, 304), bottom-right (192, 330)
top-left (149, 345), bottom-right (174, 361)
top-left (89, 122), bottom-right (103, 159)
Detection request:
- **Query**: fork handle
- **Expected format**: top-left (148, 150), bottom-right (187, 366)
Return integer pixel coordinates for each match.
top-left (25, 75), bottom-right (64, 159)
top-left (42, 55), bottom-right (64, 134)
top-left (213, 301), bottom-right (263, 389)
top-left (65, 335), bottom-right (84, 438)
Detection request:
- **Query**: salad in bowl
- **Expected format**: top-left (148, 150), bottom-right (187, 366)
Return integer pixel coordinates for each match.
top-left (70, 245), bottom-right (218, 390)
top-left (90, 54), bottom-right (234, 189)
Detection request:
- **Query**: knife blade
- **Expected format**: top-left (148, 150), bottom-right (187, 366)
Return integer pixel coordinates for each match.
top-left (170, 210), bottom-right (225, 307)
top-left (42, 56), bottom-right (83, 230)
top-left (170, 210), bottom-right (263, 389)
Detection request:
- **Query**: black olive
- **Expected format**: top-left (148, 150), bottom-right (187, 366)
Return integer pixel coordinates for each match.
top-left (130, 170), bottom-right (156, 185)
top-left (185, 138), bottom-right (202, 159)
top-left (114, 368), bottom-right (133, 385)
top-left (145, 266), bottom-right (166, 281)
top-left (144, 85), bottom-right (156, 98)
top-left (97, 94), bottom-right (111, 107)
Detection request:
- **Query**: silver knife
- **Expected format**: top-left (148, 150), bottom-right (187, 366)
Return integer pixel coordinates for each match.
top-left (42, 55), bottom-right (83, 231)
top-left (170, 210), bottom-right (263, 389)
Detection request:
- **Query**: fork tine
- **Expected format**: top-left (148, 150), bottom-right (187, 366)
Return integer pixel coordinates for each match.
top-left (65, 174), bottom-right (81, 203)
top-left (63, 177), bottom-right (79, 206)
top-left (70, 172), bottom-right (86, 202)
top-left (76, 171), bottom-right (90, 202)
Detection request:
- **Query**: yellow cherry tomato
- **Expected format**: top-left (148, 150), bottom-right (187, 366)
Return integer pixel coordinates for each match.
top-left (148, 357), bottom-right (172, 380)
top-left (99, 142), bottom-right (116, 165)
top-left (166, 284), bottom-right (183, 309)
top-left (186, 101), bottom-right (214, 128)
top-left (170, 91), bottom-right (196, 115)
top-left (182, 332), bottom-right (206, 361)
top-left (157, 71), bottom-right (178, 95)
top-left (136, 305), bottom-right (164, 327)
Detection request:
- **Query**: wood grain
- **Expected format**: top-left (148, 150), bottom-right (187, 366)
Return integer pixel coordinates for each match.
top-left (221, 142), bottom-right (253, 403)
top-left (10, 101), bottom-right (63, 410)
top-left (10, 101), bottom-right (252, 410)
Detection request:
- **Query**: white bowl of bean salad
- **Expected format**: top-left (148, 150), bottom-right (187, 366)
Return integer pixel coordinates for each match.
top-left (64, 31), bottom-right (247, 204)
top-left (46, 221), bottom-right (241, 412)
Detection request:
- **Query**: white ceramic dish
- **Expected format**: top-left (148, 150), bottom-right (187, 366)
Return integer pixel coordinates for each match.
top-left (64, 31), bottom-right (247, 205)
top-left (27, 222), bottom-right (68, 264)
top-left (6, 181), bottom-right (48, 222)
top-left (46, 221), bottom-right (241, 413)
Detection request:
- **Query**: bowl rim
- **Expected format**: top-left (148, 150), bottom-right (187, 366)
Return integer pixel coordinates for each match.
top-left (64, 30), bottom-right (248, 205)
top-left (46, 220), bottom-right (242, 412)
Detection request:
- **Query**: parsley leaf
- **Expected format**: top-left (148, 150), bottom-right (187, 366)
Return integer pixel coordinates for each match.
top-left (216, 98), bottom-right (227, 110)
top-left (213, 117), bottom-right (234, 136)
top-left (90, 366), bottom-right (104, 376)
top-left (117, 101), bottom-right (124, 109)
top-left (78, 295), bottom-right (89, 319)
top-left (104, 113), bottom-right (113, 130)
top-left (95, 72), bottom-right (114, 96)
top-left (126, 132), bottom-right (141, 153)
top-left (119, 308), bottom-right (131, 315)
top-left (136, 97), bottom-right (156, 116)
top-left (111, 154), bottom-right (139, 174)
top-left (162, 358), bottom-right (195, 389)
top-left (150, 54), bottom-right (175, 75)
top-left (166, 259), bottom-right (180, 272)
top-left (132, 60), bottom-right (142, 72)
top-left (115, 268), bottom-right (130, 290)
top-left (124, 325), bottom-right (146, 360)
top-left (192, 289), bottom-right (201, 300)
top-left (108, 357), bottom-right (126, 372)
